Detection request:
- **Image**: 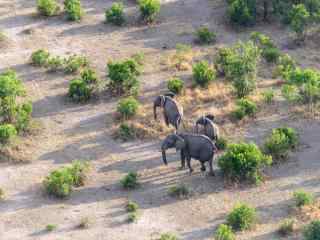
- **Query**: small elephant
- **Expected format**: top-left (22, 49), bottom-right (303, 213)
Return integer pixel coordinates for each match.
top-left (153, 94), bottom-right (183, 130)
top-left (195, 114), bottom-right (219, 141)
top-left (161, 133), bottom-right (216, 175)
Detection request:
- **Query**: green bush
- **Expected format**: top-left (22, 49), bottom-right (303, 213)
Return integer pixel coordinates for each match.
top-left (117, 97), bottom-right (139, 119)
top-left (168, 184), bottom-right (190, 198)
top-left (0, 124), bottom-right (17, 144)
top-left (250, 32), bottom-right (280, 63)
top-left (128, 212), bottom-right (138, 222)
top-left (46, 56), bottom-right (64, 72)
top-left (105, 2), bottom-right (125, 26)
top-left (264, 127), bottom-right (298, 161)
top-left (192, 61), bottom-right (216, 87)
top-left (276, 54), bottom-right (297, 79)
top-left (293, 190), bottom-right (314, 207)
top-left (31, 49), bottom-right (50, 66)
top-left (303, 220), bottom-right (320, 240)
top-left (64, 55), bottom-right (89, 74)
top-left (64, 0), bottom-right (84, 21)
top-left (215, 224), bottom-right (235, 240)
top-left (262, 89), bottom-right (275, 104)
top-left (158, 233), bottom-right (179, 240)
top-left (167, 77), bottom-right (184, 94)
top-left (227, 203), bottom-right (257, 231)
top-left (127, 201), bottom-right (139, 212)
top-left (195, 27), bottom-right (216, 44)
top-left (227, 0), bottom-right (256, 26)
top-left (46, 224), bottom-right (57, 231)
top-left (263, 47), bottom-right (281, 63)
top-left (232, 98), bottom-right (257, 120)
top-left (278, 218), bottom-right (295, 236)
top-left (281, 84), bottom-right (300, 103)
top-left (218, 142), bottom-right (272, 184)
top-left (15, 102), bottom-right (33, 132)
top-left (121, 172), bottom-right (139, 189)
top-left (68, 79), bottom-right (92, 102)
top-left (37, 0), bottom-right (60, 16)
top-left (68, 160), bottom-right (90, 187)
top-left (138, 0), bottom-right (161, 23)
top-left (131, 52), bottom-right (145, 66)
top-left (116, 123), bottom-right (136, 141)
top-left (288, 4), bottom-right (310, 41)
top-left (80, 68), bottom-right (98, 85)
top-left (216, 137), bottom-right (228, 151)
top-left (107, 58), bottom-right (140, 96)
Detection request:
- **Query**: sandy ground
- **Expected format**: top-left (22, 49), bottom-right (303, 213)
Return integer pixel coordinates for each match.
top-left (1, 0), bottom-right (320, 239)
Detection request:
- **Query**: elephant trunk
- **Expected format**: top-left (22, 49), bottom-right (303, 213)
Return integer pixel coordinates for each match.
top-left (161, 148), bottom-right (168, 165)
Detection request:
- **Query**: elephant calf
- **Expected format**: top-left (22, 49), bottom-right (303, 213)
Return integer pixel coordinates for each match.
top-left (153, 94), bottom-right (183, 130)
top-left (195, 114), bottom-right (219, 141)
top-left (161, 133), bottom-right (216, 175)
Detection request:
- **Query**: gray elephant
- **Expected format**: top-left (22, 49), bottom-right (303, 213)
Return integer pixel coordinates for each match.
top-left (195, 114), bottom-right (219, 141)
top-left (161, 133), bottom-right (216, 175)
top-left (153, 94), bottom-right (183, 130)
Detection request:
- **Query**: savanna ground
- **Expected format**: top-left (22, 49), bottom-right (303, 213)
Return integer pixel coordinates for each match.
top-left (1, 0), bottom-right (320, 239)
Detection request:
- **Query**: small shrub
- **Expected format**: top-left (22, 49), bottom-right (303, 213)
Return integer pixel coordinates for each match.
top-left (216, 137), bottom-right (228, 151)
top-left (263, 47), bottom-right (281, 63)
top-left (276, 54), bottom-right (297, 79)
top-left (192, 61), bottom-right (216, 88)
top-left (250, 32), bottom-right (280, 63)
top-left (128, 212), bottom-right (138, 222)
top-left (107, 58), bottom-right (140, 96)
top-left (195, 27), bottom-right (216, 44)
top-left (127, 201), bottom-right (139, 212)
top-left (0, 124), bottom-right (17, 144)
top-left (303, 220), bottom-right (320, 240)
top-left (46, 56), bottom-right (64, 72)
top-left (117, 97), bottom-right (139, 119)
top-left (262, 89), bottom-right (275, 104)
top-left (227, 203), bottom-right (257, 231)
top-left (31, 49), bottom-right (50, 66)
top-left (15, 102), bottom-right (33, 132)
top-left (105, 2), bottom-right (125, 26)
top-left (138, 0), bottom-right (161, 23)
top-left (168, 184), bottom-right (190, 198)
top-left (131, 52), bottom-right (145, 66)
top-left (64, 55), bottom-right (89, 74)
top-left (116, 123), bottom-right (136, 141)
top-left (159, 233), bottom-right (179, 240)
top-left (278, 218), bottom-right (295, 236)
top-left (218, 142), bottom-right (272, 184)
top-left (263, 127), bottom-right (298, 161)
top-left (167, 77), bottom-right (184, 94)
top-left (78, 217), bottom-right (90, 229)
top-left (121, 172), bottom-right (139, 189)
top-left (37, 0), bottom-right (60, 16)
top-left (64, 0), bottom-right (84, 21)
top-left (293, 190), bottom-right (314, 207)
top-left (46, 224), bottom-right (57, 231)
top-left (232, 98), bottom-right (257, 120)
top-left (281, 84), bottom-right (300, 103)
top-left (80, 68), bottom-right (98, 85)
top-left (215, 224), bottom-right (235, 240)
top-left (68, 160), bottom-right (90, 187)
top-left (68, 79), bottom-right (92, 102)
top-left (288, 4), bottom-right (310, 41)
top-left (227, 0), bottom-right (256, 26)
top-left (0, 188), bottom-right (5, 200)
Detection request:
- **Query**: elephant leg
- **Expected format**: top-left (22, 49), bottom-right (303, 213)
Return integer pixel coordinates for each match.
top-left (187, 156), bottom-right (193, 174)
top-left (180, 150), bottom-right (186, 169)
top-left (200, 162), bottom-right (206, 172)
top-left (208, 157), bottom-right (215, 176)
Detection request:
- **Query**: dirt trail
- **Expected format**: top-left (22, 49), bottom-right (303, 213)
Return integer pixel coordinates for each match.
top-left (1, 1), bottom-right (320, 240)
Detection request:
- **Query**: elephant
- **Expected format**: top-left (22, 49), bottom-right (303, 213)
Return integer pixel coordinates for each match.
top-left (153, 94), bottom-right (183, 130)
top-left (161, 133), bottom-right (216, 175)
top-left (195, 114), bottom-right (219, 141)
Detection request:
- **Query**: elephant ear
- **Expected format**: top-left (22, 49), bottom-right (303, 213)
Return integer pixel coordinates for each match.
top-left (175, 137), bottom-right (186, 151)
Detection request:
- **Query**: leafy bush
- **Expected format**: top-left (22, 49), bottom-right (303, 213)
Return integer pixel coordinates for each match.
top-left (128, 212), bottom-right (138, 222)
top-left (218, 142), bottom-right (272, 184)
top-left (15, 102), bottom-right (33, 132)
top-left (293, 190), bottom-right (314, 207)
top-left (276, 54), bottom-right (297, 79)
top-left (107, 58), bottom-right (140, 96)
top-left (46, 56), bottom-right (64, 72)
top-left (31, 49), bottom-right (50, 66)
top-left (195, 27), bottom-right (216, 44)
top-left (127, 201), bottom-right (139, 212)
top-left (158, 233), bottom-right (179, 240)
top-left (167, 77), bottom-right (184, 94)
top-left (121, 172), bottom-right (139, 189)
top-left (0, 124), bottom-right (17, 144)
top-left (232, 98), bottom-right (257, 120)
top-left (168, 184), bottom-right (190, 198)
top-left (303, 220), bottom-right (320, 240)
top-left (105, 2), bottom-right (125, 26)
top-left (263, 47), bottom-right (281, 63)
top-left (192, 61), bottom-right (216, 87)
top-left (138, 0), bottom-right (161, 23)
top-left (227, 203), bottom-right (257, 231)
top-left (116, 123), bottom-right (136, 141)
top-left (215, 224), bottom-right (235, 240)
top-left (227, 0), bottom-right (256, 26)
top-left (288, 4), bottom-right (310, 41)
top-left (281, 84), bottom-right (300, 103)
top-left (64, 0), bottom-right (84, 21)
top-left (264, 127), bottom-right (298, 161)
top-left (262, 89), bottom-right (275, 104)
top-left (278, 218), bottom-right (295, 236)
top-left (117, 97), bottom-right (139, 119)
top-left (46, 224), bottom-right (57, 231)
top-left (80, 68), bottom-right (98, 85)
top-left (68, 79), bottom-right (92, 102)
top-left (68, 160), bottom-right (90, 187)
top-left (64, 55), bottom-right (89, 74)
top-left (216, 137), bottom-right (228, 151)
top-left (250, 32), bottom-right (280, 63)
top-left (37, 0), bottom-right (60, 16)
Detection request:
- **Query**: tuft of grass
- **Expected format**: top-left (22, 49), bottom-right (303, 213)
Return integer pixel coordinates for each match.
top-left (168, 184), bottom-right (190, 198)
top-left (158, 233), bottom-right (179, 240)
top-left (227, 203), bottom-right (257, 231)
top-left (126, 201), bottom-right (139, 212)
top-left (262, 89), bottom-right (275, 104)
top-left (278, 218), bottom-right (295, 236)
top-left (46, 224), bottom-right (57, 232)
top-left (215, 224), bottom-right (235, 240)
top-left (293, 190), bottom-right (314, 208)
top-left (128, 212), bottom-right (138, 223)
top-left (120, 172), bottom-right (139, 189)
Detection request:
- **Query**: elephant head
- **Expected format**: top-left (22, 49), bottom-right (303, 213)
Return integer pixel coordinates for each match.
top-left (153, 95), bottom-right (166, 120)
top-left (195, 114), bottom-right (215, 133)
top-left (161, 134), bottom-right (186, 165)
top-left (205, 114), bottom-right (215, 121)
